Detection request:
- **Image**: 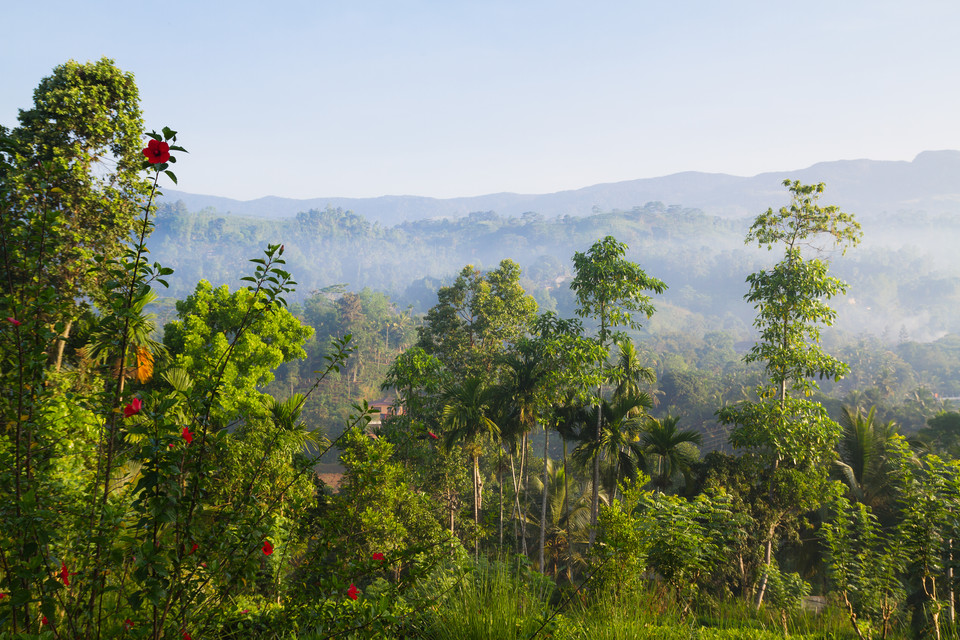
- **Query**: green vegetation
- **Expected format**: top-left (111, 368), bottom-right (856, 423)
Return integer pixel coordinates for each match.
top-left (4, 59), bottom-right (960, 640)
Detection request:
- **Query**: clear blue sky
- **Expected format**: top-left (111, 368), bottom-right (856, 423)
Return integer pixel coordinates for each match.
top-left (3, 0), bottom-right (958, 200)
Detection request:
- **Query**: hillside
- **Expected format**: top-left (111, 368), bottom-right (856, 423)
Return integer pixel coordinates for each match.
top-left (158, 150), bottom-right (960, 224)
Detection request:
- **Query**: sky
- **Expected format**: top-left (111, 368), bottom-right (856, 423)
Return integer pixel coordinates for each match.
top-left (3, 0), bottom-right (959, 201)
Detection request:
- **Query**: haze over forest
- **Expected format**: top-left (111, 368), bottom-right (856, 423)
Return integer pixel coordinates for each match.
top-left (154, 150), bottom-right (960, 341)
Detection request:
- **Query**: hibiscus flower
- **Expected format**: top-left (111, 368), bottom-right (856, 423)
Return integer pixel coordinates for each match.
top-left (143, 139), bottom-right (170, 164)
top-left (123, 398), bottom-right (143, 418)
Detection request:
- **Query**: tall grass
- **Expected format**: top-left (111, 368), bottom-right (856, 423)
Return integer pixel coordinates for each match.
top-left (427, 557), bottom-right (554, 640)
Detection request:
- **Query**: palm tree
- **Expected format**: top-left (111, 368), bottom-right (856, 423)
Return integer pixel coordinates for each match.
top-left (87, 288), bottom-right (167, 391)
top-left (610, 338), bottom-right (656, 405)
top-left (641, 415), bottom-right (702, 493)
top-left (528, 459), bottom-right (593, 578)
top-left (835, 405), bottom-right (899, 511)
top-left (573, 392), bottom-right (652, 501)
top-left (496, 349), bottom-right (547, 555)
top-left (441, 376), bottom-right (501, 541)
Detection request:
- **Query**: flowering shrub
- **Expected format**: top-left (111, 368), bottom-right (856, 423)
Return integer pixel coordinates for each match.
top-left (0, 126), bottom-right (371, 639)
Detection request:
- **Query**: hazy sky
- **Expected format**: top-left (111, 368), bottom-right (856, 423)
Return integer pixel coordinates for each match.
top-left (3, 1), bottom-right (958, 200)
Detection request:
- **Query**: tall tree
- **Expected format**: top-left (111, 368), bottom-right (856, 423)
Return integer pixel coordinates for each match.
top-left (0, 58), bottom-right (149, 368)
top-left (570, 236), bottom-right (665, 544)
top-left (417, 259), bottom-right (536, 377)
top-left (718, 179), bottom-right (861, 608)
top-left (440, 375), bottom-right (500, 553)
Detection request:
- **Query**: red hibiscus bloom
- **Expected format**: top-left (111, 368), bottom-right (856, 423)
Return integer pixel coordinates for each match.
top-left (124, 618), bottom-right (134, 630)
top-left (60, 561), bottom-right (71, 586)
top-left (6, 317), bottom-right (21, 326)
top-left (262, 540), bottom-right (273, 555)
top-left (372, 552), bottom-right (385, 562)
top-left (181, 427), bottom-right (193, 444)
top-left (143, 139), bottom-right (170, 164)
top-left (0, 592), bottom-right (6, 599)
top-left (427, 430), bottom-right (439, 440)
top-left (41, 616), bottom-right (49, 626)
top-left (123, 398), bottom-right (143, 418)
top-left (182, 632), bottom-right (192, 640)
top-left (347, 583), bottom-right (358, 600)
top-left (189, 542), bottom-right (198, 555)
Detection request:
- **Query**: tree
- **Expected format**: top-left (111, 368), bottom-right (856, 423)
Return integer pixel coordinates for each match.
top-left (573, 393), bottom-right (652, 502)
top-left (0, 58), bottom-right (150, 369)
top-left (417, 259), bottom-right (537, 377)
top-left (835, 405), bottom-right (900, 513)
top-left (570, 236), bottom-right (666, 544)
top-left (718, 179), bottom-right (861, 608)
top-left (440, 375), bottom-right (501, 550)
top-left (610, 338), bottom-right (656, 404)
top-left (641, 415), bottom-right (702, 493)
top-left (162, 280), bottom-right (313, 428)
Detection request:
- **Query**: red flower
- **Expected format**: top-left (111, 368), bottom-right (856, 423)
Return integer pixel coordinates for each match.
top-left (427, 430), bottom-right (439, 440)
top-left (347, 583), bottom-right (358, 600)
top-left (6, 317), bottom-right (21, 326)
top-left (182, 632), bottom-right (192, 640)
top-left (0, 593), bottom-right (5, 599)
top-left (181, 427), bottom-right (193, 444)
top-left (124, 618), bottom-right (134, 630)
top-left (41, 616), bottom-right (49, 626)
top-left (60, 561), bottom-right (71, 586)
top-left (241, 609), bottom-right (250, 614)
top-left (143, 139), bottom-right (170, 164)
top-left (123, 398), bottom-right (143, 418)
top-left (262, 540), bottom-right (273, 555)
top-left (189, 542), bottom-right (198, 555)
top-left (372, 552), bottom-right (385, 562)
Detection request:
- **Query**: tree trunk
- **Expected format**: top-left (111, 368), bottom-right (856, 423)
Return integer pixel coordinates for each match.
top-left (563, 439), bottom-right (572, 581)
top-left (589, 383), bottom-right (602, 547)
top-left (473, 454), bottom-right (480, 558)
top-left (498, 448), bottom-right (504, 551)
top-left (755, 521), bottom-right (777, 610)
top-left (519, 433), bottom-right (528, 555)
top-left (54, 319), bottom-right (73, 372)
top-left (949, 539), bottom-right (955, 625)
top-left (509, 453), bottom-right (520, 549)
top-left (539, 424), bottom-right (550, 572)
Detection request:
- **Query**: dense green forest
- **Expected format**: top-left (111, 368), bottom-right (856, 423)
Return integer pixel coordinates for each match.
top-left (4, 59), bottom-right (960, 640)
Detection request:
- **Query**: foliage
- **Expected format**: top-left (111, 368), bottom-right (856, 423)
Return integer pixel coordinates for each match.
top-left (822, 484), bottom-right (905, 640)
top-left (417, 260), bottom-right (537, 378)
top-left (162, 280), bottom-right (312, 427)
top-left (570, 235), bottom-right (666, 543)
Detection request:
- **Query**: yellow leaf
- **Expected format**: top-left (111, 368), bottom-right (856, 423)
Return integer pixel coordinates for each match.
top-left (135, 347), bottom-right (154, 384)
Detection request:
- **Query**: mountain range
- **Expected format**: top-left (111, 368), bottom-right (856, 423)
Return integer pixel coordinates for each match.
top-left (159, 150), bottom-right (960, 225)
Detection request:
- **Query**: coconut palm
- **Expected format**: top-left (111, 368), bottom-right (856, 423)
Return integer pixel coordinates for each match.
top-left (641, 415), bottom-right (702, 493)
top-left (835, 405), bottom-right (899, 511)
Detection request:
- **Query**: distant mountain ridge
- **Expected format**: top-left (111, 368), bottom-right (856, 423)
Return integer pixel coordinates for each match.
top-left (159, 150), bottom-right (960, 225)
